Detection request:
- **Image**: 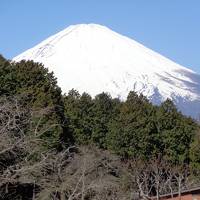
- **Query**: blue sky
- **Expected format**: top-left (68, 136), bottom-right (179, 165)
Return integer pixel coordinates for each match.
top-left (0, 0), bottom-right (200, 73)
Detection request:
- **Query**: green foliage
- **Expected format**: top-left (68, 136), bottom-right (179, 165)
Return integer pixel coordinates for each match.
top-left (64, 90), bottom-right (121, 147)
top-left (91, 93), bottom-right (121, 148)
top-left (190, 130), bottom-right (200, 170)
top-left (106, 93), bottom-right (198, 164)
top-left (64, 89), bottom-right (198, 165)
top-left (64, 89), bottom-right (94, 144)
top-left (1, 54), bottom-right (199, 198)
top-left (106, 91), bottom-right (157, 158)
top-left (0, 57), bottom-right (71, 148)
top-left (0, 55), bottom-right (198, 167)
top-left (0, 54), bottom-right (7, 63)
top-left (156, 99), bottom-right (197, 164)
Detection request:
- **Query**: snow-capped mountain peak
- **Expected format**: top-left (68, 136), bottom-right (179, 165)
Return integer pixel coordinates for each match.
top-left (13, 23), bottom-right (200, 118)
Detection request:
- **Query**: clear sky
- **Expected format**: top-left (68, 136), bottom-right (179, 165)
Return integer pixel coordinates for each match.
top-left (0, 0), bottom-right (200, 73)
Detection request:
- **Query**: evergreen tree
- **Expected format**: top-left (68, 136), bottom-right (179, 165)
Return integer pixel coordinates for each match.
top-left (155, 99), bottom-right (197, 164)
top-left (106, 91), bottom-right (156, 158)
top-left (91, 92), bottom-right (120, 148)
top-left (0, 58), bottom-right (70, 148)
top-left (190, 130), bottom-right (200, 171)
top-left (64, 89), bottom-right (94, 144)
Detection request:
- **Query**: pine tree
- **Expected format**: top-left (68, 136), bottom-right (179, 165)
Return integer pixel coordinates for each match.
top-left (0, 58), bottom-right (71, 148)
top-left (64, 90), bottom-right (94, 144)
top-left (155, 99), bottom-right (197, 164)
top-left (106, 91), bottom-right (156, 158)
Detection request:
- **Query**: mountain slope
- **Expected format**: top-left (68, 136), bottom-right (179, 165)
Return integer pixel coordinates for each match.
top-left (13, 24), bottom-right (200, 118)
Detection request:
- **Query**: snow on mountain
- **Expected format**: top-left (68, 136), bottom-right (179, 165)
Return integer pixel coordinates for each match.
top-left (13, 23), bottom-right (200, 118)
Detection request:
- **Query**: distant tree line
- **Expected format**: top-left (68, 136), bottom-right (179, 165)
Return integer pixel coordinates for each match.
top-left (64, 89), bottom-right (199, 165)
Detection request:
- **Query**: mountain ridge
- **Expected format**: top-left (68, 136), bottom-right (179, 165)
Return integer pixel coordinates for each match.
top-left (13, 23), bottom-right (200, 118)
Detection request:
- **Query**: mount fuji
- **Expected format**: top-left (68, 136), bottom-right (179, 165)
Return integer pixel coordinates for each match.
top-left (13, 24), bottom-right (200, 118)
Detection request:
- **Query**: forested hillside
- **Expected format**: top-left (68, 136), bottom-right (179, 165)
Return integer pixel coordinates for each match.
top-left (0, 55), bottom-right (200, 200)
